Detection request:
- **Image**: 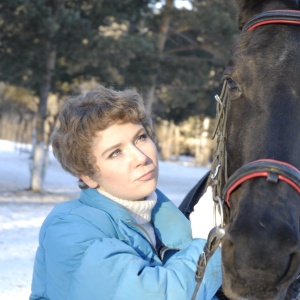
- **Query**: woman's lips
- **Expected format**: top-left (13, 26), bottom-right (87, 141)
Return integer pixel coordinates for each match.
top-left (137, 170), bottom-right (155, 181)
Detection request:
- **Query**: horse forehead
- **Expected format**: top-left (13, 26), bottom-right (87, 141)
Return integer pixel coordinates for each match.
top-left (228, 30), bottom-right (300, 85)
top-left (234, 34), bottom-right (288, 64)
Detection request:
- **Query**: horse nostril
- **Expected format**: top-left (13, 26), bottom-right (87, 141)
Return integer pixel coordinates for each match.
top-left (278, 250), bottom-right (300, 287)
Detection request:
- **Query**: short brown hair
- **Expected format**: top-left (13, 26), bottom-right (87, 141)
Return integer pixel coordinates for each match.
top-left (51, 86), bottom-right (156, 189)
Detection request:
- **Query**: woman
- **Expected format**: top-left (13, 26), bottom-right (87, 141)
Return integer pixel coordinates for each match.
top-left (30, 86), bottom-right (222, 300)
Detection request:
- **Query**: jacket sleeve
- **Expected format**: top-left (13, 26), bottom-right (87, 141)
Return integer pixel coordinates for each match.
top-left (37, 213), bottom-right (221, 300)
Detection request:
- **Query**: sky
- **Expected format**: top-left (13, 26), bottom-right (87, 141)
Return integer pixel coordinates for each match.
top-left (0, 139), bottom-right (212, 300)
top-left (151, 0), bottom-right (192, 12)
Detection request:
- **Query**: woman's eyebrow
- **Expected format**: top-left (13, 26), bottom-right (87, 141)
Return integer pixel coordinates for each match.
top-left (101, 128), bottom-right (145, 157)
top-left (101, 142), bottom-right (122, 157)
top-left (133, 128), bottom-right (145, 138)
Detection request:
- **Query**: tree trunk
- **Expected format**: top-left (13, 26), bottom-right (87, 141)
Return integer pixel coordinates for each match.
top-left (195, 118), bottom-right (202, 163)
top-left (145, 0), bottom-right (174, 112)
top-left (174, 124), bottom-right (180, 160)
top-left (160, 120), bottom-right (176, 161)
top-left (30, 44), bottom-right (56, 192)
top-left (195, 117), bottom-right (211, 166)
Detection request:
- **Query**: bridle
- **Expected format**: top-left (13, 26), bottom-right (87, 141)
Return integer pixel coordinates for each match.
top-left (210, 9), bottom-right (300, 226)
top-left (192, 9), bottom-right (300, 300)
top-left (210, 79), bottom-right (300, 216)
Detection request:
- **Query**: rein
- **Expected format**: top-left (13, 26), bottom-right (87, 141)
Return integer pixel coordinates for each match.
top-left (210, 80), bottom-right (230, 225)
top-left (192, 81), bottom-right (229, 300)
top-left (192, 9), bottom-right (300, 300)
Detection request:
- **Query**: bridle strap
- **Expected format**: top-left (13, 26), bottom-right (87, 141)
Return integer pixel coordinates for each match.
top-left (223, 159), bottom-right (300, 207)
top-left (242, 10), bottom-right (300, 32)
top-left (210, 80), bottom-right (230, 205)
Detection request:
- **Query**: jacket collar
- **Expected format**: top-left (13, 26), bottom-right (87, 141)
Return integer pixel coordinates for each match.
top-left (79, 187), bottom-right (135, 222)
top-left (79, 188), bottom-right (192, 249)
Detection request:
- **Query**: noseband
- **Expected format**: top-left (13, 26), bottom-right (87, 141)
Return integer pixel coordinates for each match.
top-left (223, 159), bottom-right (300, 207)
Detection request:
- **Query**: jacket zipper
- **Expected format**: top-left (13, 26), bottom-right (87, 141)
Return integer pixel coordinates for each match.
top-left (127, 221), bottom-right (181, 261)
top-left (127, 220), bottom-right (159, 257)
top-left (158, 245), bottom-right (181, 260)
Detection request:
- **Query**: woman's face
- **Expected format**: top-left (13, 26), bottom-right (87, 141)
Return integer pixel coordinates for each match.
top-left (81, 123), bottom-right (158, 201)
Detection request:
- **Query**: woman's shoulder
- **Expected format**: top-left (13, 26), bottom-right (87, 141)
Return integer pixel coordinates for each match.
top-left (40, 198), bottom-right (118, 241)
top-left (155, 188), bottom-right (173, 204)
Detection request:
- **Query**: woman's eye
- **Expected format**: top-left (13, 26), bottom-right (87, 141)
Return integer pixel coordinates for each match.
top-left (109, 149), bottom-right (121, 158)
top-left (136, 134), bottom-right (147, 143)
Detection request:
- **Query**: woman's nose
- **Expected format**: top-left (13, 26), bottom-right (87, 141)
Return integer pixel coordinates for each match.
top-left (130, 145), bottom-right (147, 166)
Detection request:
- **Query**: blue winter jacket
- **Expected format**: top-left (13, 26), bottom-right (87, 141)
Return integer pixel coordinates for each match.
top-left (30, 188), bottom-right (222, 300)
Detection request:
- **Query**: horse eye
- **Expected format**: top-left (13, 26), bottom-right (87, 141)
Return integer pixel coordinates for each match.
top-left (227, 79), bottom-right (239, 92)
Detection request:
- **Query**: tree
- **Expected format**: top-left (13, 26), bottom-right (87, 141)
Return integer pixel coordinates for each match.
top-left (136, 0), bottom-right (238, 160)
top-left (152, 0), bottom-right (238, 122)
top-left (0, 0), bottom-right (157, 191)
top-left (144, 0), bottom-right (174, 112)
top-left (0, 0), bottom-right (239, 182)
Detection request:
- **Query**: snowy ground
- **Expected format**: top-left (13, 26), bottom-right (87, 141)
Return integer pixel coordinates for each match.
top-left (0, 140), bottom-right (209, 300)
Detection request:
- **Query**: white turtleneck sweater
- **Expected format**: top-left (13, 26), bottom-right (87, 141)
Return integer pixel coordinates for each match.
top-left (97, 188), bottom-right (157, 247)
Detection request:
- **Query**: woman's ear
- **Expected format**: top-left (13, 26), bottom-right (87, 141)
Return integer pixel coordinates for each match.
top-left (80, 175), bottom-right (99, 189)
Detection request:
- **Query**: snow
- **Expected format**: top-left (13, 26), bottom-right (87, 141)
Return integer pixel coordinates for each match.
top-left (0, 139), bottom-right (210, 300)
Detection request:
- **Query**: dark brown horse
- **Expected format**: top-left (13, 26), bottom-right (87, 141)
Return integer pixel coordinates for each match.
top-left (180, 1), bottom-right (300, 299)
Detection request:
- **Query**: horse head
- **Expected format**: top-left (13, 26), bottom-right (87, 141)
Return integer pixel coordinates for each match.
top-left (218, 0), bottom-right (300, 299)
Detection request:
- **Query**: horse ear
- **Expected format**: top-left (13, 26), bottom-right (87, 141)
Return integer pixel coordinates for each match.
top-left (234, 0), bottom-right (262, 30)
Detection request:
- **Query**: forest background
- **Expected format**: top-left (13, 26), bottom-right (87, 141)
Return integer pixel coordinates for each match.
top-left (0, 0), bottom-right (238, 192)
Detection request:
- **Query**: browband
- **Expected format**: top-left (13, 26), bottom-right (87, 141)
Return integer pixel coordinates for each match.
top-left (242, 10), bottom-right (300, 32)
